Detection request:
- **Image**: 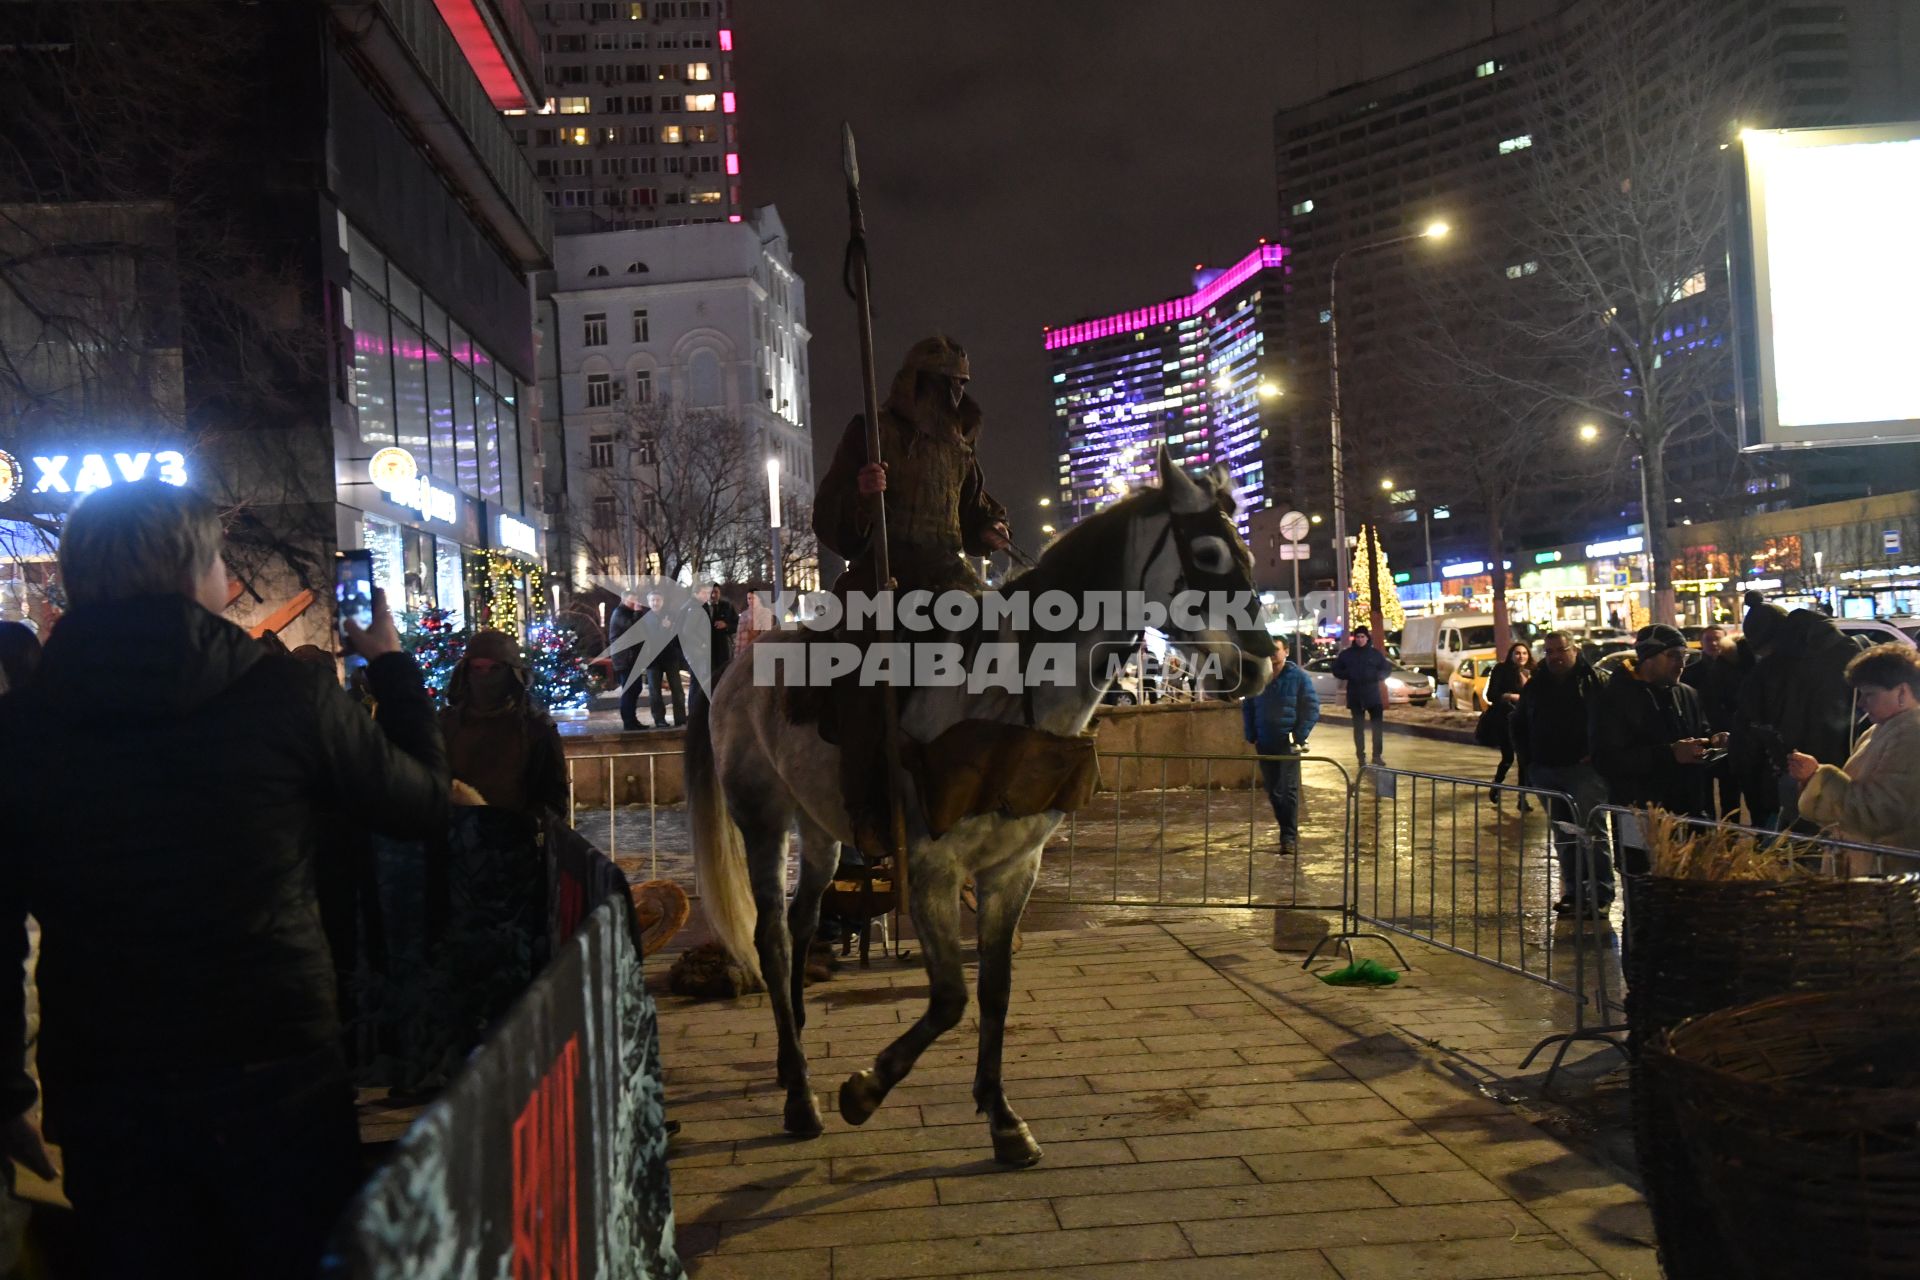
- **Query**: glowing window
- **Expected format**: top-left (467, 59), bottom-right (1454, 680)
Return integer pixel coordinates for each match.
top-left (1498, 134), bottom-right (1533, 154)
top-left (562, 127), bottom-right (589, 146)
top-left (557, 96), bottom-right (591, 114)
top-left (1291, 198), bottom-right (1314, 215)
top-left (1476, 60), bottom-right (1497, 77)
top-left (686, 62), bottom-right (712, 81)
top-left (687, 94), bottom-right (718, 111)
top-left (661, 125), bottom-right (683, 144)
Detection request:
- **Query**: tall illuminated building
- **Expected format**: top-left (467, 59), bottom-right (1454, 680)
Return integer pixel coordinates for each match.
top-left (1045, 244), bottom-right (1287, 534)
top-left (510, 0), bottom-right (741, 233)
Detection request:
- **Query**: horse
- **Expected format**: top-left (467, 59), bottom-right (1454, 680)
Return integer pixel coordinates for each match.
top-left (685, 445), bottom-right (1275, 1166)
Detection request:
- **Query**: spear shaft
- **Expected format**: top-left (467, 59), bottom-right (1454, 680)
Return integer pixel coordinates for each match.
top-left (842, 124), bottom-right (912, 917)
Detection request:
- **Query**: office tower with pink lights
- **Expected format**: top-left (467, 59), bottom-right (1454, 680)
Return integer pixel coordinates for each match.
top-left (509, 0), bottom-right (741, 233)
top-left (1044, 244), bottom-right (1288, 535)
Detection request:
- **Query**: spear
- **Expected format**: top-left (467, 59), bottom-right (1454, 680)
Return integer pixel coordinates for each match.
top-left (841, 123), bottom-right (912, 919)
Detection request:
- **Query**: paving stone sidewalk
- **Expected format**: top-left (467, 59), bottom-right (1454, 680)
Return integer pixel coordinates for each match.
top-left (654, 920), bottom-right (1654, 1279)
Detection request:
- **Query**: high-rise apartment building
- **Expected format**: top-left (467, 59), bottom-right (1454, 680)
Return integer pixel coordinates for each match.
top-left (510, 0), bottom-right (740, 233)
top-left (1271, 0), bottom-right (1920, 563)
top-left (1045, 244), bottom-right (1286, 535)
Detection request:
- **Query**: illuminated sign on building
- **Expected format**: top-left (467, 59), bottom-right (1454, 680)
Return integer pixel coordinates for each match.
top-left (1585, 536), bottom-right (1645, 559)
top-left (32, 450), bottom-right (188, 494)
top-left (497, 513), bottom-right (538, 557)
top-left (1442, 559), bottom-right (1513, 579)
top-left (1534, 550), bottom-right (1563, 564)
top-left (368, 447), bottom-right (456, 524)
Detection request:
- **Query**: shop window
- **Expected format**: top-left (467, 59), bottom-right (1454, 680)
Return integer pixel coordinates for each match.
top-left (363, 515), bottom-right (405, 607)
top-left (349, 287), bottom-right (396, 446)
top-left (435, 537), bottom-right (466, 632)
top-left (403, 527), bottom-right (435, 616)
top-left (454, 364), bottom-right (479, 495)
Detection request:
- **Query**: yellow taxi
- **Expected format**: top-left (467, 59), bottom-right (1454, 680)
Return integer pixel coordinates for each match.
top-left (1446, 649), bottom-right (1500, 713)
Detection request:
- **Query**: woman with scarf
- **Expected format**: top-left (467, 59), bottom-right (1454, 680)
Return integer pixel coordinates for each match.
top-left (439, 630), bottom-right (569, 817)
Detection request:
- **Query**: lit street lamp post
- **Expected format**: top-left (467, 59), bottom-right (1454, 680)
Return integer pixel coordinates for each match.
top-left (1329, 221), bottom-right (1449, 634)
top-left (765, 454), bottom-right (783, 601)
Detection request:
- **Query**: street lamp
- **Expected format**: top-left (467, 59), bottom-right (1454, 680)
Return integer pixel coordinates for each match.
top-left (1380, 477), bottom-right (1395, 491)
top-left (1329, 219), bottom-right (1452, 634)
top-left (1257, 381), bottom-right (1283, 400)
top-left (765, 454), bottom-right (783, 598)
top-left (1037, 497), bottom-right (1051, 507)
top-left (1578, 422), bottom-right (1600, 442)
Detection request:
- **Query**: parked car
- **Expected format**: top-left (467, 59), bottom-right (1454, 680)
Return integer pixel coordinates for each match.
top-left (1444, 649), bottom-right (1500, 713)
top-left (1834, 618), bottom-right (1918, 651)
top-left (1304, 658), bottom-right (1434, 707)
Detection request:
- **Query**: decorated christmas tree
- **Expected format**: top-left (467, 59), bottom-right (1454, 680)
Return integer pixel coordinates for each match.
top-left (402, 606), bottom-right (467, 704)
top-left (1348, 524), bottom-right (1406, 634)
top-left (527, 616), bottom-right (592, 713)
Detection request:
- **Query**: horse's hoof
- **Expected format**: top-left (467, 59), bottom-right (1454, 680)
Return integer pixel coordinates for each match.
top-left (991, 1121), bottom-right (1043, 1167)
top-left (838, 1070), bottom-right (885, 1126)
top-left (783, 1089), bottom-right (824, 1138)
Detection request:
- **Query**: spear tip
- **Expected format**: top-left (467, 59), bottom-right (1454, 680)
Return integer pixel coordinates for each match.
top-left (841, 122), bottom-right (860, 187)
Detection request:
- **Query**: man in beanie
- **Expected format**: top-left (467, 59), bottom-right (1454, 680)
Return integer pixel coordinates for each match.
top-left (440, 629), bottom-right (569, 817)
top-left (1330, 625), bottom-right (1394, 767)
top-left (1590, 623), bottom-right (1718, 821)
top-left (1734, 590), bottom-right (1858, 828)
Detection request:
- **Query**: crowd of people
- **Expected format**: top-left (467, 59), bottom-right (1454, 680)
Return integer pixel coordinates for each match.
top-left (0, 480), bottom-right (611, 1277)
top-left (608, 584), bottom-right (737, 732)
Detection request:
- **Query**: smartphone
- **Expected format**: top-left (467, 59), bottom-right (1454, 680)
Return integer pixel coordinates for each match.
top-left (335, 549), bottom-right (375, 637)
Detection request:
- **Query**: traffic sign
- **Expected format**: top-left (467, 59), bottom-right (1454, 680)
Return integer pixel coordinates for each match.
top-left (1275, 543), bottom-right (1311, 560)
top-left (1279, 509), bottom-right (1310, 542)
top-left (1886, 529), bottom-right (1902, 556)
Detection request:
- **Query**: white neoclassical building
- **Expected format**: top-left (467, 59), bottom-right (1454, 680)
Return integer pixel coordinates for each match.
top-left (536, 205), bottom-right (812, 589)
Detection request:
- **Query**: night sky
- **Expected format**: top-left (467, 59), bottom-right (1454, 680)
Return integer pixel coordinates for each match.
top-left (734, 0), bottom-right (1557, 547)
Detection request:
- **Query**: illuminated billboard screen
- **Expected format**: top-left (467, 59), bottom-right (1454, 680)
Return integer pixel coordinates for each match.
top-left (1734, 121), bottom-right (1920, 450)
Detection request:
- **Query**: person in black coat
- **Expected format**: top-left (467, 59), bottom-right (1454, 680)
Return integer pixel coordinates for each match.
top-left (1682, 623), bottom-right (1753, 818)
top-left (1330, 625), bottom-right (1395, 766)
top-left (1485, 641), bottom-right (1534, 805)
top-left (0, 481), bottom-right (448, 1279)
top-left (609, 592), bottom-right (647, 731)
top-left (640, 589), bottom-right (688, 728)
top-left (1514, 631), bottom-right (1610, 911)
top-left (1734, 595), bottom-right (1859, 829)
top-left (440, 629), bottom-right (570, 818)
top-left (1591, 624), bottom-right (1718, 820)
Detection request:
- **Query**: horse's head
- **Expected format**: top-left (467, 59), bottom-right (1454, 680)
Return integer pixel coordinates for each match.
top-left (1138, 444), bottom-right (1275, 700)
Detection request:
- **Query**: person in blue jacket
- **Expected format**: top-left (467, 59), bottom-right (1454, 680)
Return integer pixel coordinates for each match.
top-left (1243, 641), bottom-right (1321, 854)
top-left (1331, 625), bottom-right (1395, 766)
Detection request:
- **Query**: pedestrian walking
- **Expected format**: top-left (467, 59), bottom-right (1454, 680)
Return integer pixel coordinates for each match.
top-left (1513, 631), bottom-right (1609, 913)
top-left (1242, 643), bottom-right (1320, 855)
top-left (1330, 625), bottom-right (1393, 767)
top-left (1789, 644), bottom-right (1920, 851)
top-left (1486, 640), bottom-right (1533, 807)
top-left (0, 481), bottom-right (447, 1279)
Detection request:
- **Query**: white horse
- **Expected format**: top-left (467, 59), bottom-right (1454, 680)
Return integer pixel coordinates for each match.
top-left (686, 445), bottom-right (1274, 1165)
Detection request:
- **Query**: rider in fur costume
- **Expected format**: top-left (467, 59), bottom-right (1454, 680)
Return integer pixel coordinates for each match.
top-left (812, 336), bottom-right (1011, 853)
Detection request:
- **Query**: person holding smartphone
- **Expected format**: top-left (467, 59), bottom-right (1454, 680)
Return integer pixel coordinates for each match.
top-left (0, 481), bottom-right (448, 1279)
top-left (1590, 624), bottom-right (1721, 833)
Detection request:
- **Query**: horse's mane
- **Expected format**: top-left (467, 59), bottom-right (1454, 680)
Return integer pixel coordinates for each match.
top-left (1005, 488), bottom-right (1166, 597)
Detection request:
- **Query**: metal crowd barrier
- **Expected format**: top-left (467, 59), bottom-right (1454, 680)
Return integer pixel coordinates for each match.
top-left (1306, 767), bottom-right (1629, 1091)
top-left (564, 749), bottom-right (688, 884)
top-left (1037, 751), bottom-right (1355, 911)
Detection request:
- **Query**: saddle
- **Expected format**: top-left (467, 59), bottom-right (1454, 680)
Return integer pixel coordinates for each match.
top-left (903, 719), bottom-right (1100, 838)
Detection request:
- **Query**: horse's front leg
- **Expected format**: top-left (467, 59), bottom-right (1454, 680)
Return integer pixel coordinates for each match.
top-left (972, 845), bottom-right (1043, 1167)
top-left (838, 851), bottom-right (966, 1125)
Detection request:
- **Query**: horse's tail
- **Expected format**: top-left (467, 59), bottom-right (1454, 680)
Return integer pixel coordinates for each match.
top-left (686, 688), bottom-right (764, 984)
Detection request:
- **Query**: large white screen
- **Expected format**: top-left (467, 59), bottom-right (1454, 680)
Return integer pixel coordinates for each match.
top-left (1743, 124), bottom-right (1920, 448)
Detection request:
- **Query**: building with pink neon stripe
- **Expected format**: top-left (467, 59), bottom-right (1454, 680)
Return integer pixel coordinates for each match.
top-left (1044, 244), bottom-right (1287, 535)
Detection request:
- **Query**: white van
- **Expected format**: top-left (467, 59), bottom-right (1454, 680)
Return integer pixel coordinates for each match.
top-left (1400, 612), bottom-right (1505, 683)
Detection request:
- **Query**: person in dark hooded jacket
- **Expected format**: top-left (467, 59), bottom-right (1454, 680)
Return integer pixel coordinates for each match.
top-left (0, 481), bottom-right (448, 1280)
top-left (440, 629), bottom-right (569, 817)
top-left (1734, 593), bottom-right (1859, 828)
top-left (1590, 624), bottom-right (1716, 819)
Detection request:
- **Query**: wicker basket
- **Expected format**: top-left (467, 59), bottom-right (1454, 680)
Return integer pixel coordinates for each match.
top-left (1622, 874), bottom-right (1920, 1279)
top-left (1648, 985), bottom-right (1920, 1280)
